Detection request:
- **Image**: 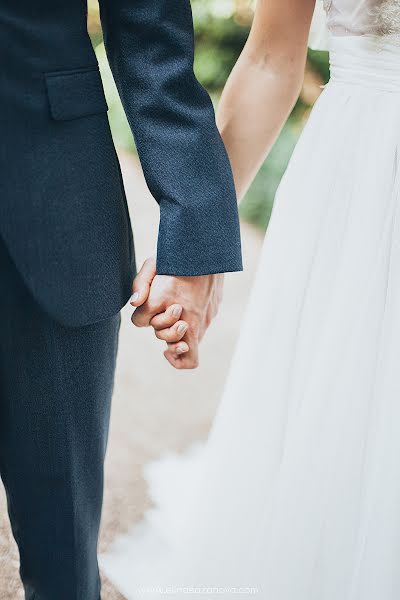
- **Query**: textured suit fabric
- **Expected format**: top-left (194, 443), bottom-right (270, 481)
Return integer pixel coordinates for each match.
top-left (0, 236), bottom-right (119, 600)
top-left (0, 0), bottom-right (243, 328)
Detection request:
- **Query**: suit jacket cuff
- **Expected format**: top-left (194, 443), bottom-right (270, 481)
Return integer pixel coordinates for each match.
top-left (156, 200), bottom-right (243, 276)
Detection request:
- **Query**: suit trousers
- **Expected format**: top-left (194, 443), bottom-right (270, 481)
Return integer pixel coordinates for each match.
top-left (0, 235), bottom-right (120, 600)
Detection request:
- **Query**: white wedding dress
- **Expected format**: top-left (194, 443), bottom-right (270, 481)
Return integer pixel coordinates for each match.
top-left (102, 2), bottom-right (400, 598)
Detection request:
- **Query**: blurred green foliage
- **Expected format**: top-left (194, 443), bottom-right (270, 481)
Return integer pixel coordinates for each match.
top-left (192, 9), bottom-right (249, 91)
top-left (88, 0), bottom-right (329, 230)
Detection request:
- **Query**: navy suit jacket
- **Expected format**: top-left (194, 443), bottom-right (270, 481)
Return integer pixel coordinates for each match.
top-left (0, 0), bottom-right (243, 327)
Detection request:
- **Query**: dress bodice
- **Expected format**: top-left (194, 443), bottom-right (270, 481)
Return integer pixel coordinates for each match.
top-left (309, 0), bottom-right (400, 50)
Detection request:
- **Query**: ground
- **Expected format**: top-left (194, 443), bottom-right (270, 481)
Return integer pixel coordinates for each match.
top-left (0, 152), bottom-right (263, 599)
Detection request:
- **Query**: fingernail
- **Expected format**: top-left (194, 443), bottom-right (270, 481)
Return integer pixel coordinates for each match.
top-left (176, 346), bottom-right (186, 354)
top-left (130, 292), bottom-right (139, 304)
top-left (172, 305), bottom-right (182, 317)
top-left (177, 323), bottom-right (187, 334)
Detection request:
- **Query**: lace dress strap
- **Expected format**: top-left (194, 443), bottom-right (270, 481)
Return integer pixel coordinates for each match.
top-left (309, 1), bottom-right (400, 52)
top-left (309, 1), bottom-right (330, 50)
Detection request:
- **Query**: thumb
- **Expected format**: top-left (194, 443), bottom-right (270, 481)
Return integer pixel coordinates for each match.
top-left (130, 256), bottom-right (157, 307)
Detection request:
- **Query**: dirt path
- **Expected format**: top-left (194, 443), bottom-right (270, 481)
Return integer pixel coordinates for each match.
top-left (0, 152), bottom-right (263, 599)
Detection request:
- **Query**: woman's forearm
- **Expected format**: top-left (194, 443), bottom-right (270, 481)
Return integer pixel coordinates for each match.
top-left (217, 0), bottom-right (315, 201)
top-left (217, 53), bottom-right (304, 201)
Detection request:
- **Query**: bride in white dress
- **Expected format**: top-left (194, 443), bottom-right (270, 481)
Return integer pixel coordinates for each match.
top-left (102, 1), bottom-right (400, 598)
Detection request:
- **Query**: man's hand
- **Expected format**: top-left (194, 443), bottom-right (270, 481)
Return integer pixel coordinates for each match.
top-left (130, 257), bottom-right (224, 369)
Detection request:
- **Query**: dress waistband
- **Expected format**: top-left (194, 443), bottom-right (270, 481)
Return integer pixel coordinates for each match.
top-left (329, 35), bottom-right (400, 93)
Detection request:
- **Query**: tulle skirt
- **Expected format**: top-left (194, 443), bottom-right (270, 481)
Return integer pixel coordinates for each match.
top-left (102, 36), bottom-right (400, 599)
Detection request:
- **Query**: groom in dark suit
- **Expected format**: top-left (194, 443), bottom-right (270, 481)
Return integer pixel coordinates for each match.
top-left (0, 0), bottom-right (242, 599)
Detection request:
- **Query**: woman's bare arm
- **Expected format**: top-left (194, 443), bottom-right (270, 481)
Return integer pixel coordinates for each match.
top-left (217, 0), bottom-right (316, 200)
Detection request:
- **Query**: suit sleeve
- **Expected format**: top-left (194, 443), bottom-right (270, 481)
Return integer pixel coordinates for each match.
top-left (98, 0), bottom-right (243, 275)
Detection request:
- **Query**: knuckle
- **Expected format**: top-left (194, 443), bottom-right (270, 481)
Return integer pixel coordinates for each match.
top-left (131, 312), bottom-right (140, 327)
top-left (132, 313), bottom-right (149, 328)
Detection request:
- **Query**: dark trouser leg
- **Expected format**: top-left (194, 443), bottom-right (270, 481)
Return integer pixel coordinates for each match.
top-left (0, 237), bottom-right (120, 600)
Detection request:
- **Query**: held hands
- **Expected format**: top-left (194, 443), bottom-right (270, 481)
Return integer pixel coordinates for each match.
top-left (130, 257), bottom-right (224, 369)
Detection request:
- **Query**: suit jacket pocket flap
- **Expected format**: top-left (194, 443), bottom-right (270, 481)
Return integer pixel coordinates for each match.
top-left (45, 67), bottom-right (108, 121)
